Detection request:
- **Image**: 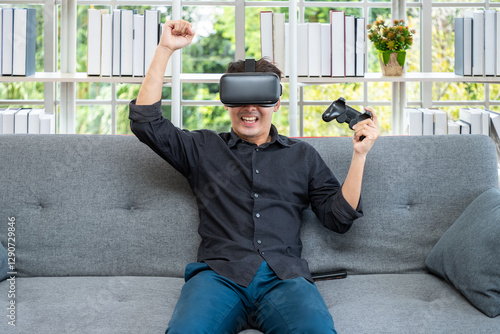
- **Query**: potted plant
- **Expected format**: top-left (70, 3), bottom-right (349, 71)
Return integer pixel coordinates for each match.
top-left (367, 18), bottom-right (415, 76)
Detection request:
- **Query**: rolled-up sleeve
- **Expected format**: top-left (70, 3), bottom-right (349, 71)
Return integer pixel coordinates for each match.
top-left (307, 146), bottom-right (363, 234)
top-left (128, 99), bottom-right (202, 177)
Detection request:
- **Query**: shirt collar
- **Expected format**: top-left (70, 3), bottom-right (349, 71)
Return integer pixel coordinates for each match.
top-left (227, 124), bottom-right (290, 148)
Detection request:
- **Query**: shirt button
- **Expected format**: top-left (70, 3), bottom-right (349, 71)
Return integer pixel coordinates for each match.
top-left (254, 193), bottom-right (259, 198)
top-left (255, 169), bottom-right (260, 174)
top-left (257, 240), bottom-right (262, 245)
top-left (261, 251), bottom-right (265, 255)
top-left (256, 148), bottom-right (260, 152)
top-left (255, 213), bottom-right (261, 218)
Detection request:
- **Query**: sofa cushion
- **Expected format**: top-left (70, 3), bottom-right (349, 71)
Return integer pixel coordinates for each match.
top-left (425, 188), bottom-right (500, 318)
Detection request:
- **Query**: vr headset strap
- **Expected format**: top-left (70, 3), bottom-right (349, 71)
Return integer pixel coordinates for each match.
top-left (245, 59), bottom-right (256, 72)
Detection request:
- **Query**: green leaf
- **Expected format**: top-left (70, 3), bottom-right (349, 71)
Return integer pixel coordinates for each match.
top-left (396, 51), bottom-right (406, 67)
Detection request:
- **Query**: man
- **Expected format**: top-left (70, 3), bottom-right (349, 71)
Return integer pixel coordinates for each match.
top-left (129, 20), bottom-right (380, 334)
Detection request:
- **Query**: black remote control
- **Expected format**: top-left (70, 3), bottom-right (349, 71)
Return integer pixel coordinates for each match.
top-left (322, 97), bottom-right (372, 140)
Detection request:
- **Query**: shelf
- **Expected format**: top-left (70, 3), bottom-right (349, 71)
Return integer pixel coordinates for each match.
top-left (3, 72), bottom-right (500, 84)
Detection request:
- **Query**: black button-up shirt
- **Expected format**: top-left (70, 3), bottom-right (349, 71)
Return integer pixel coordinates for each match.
top-left (129, 99), bottom-right (363, 287)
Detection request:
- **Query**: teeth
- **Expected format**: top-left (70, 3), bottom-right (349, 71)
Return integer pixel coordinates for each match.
top-left (242, 117), bottom-right (257, 123)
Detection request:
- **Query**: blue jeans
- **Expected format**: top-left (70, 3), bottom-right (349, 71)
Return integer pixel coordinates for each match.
top-left (166, 261), bottom-right (337, 334)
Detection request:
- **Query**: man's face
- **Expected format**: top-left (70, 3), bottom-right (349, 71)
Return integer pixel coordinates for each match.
top-left (225, 101), bottom-right (280, 146)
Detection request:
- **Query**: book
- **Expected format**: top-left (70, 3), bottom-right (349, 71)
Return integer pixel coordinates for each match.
top-left (460, 107), bottom-right (482, 134)
top-left (28, 108), bottom-right (45, 134)
top-left (284, 22), bottom-right (290, 77)
top-left (472, 11), bottom-right (484, 76)
top-left (320, 23), bottom-right (331, 77)
top-left (448, 120), bottom-right (461, 134)
top-left (40, 113), bottom-right (55, 134)
top-left (330, 11), bottom-right (345, 77)
top-left (260, 11), bottom-right (273, 62)
top-left (456, 120), bottom-right (471, 134)
top-left (101, 13), bottom-right (113, 76)
top-left (133, 14), bottom-right (145, 77)
top-left (112, 9), bottom-right (121, 76)
top-left (433, 109), bottom-right (448, 135)
top-left (1, 8), bottom-right (13, 76)
top-left (308, 23), bottom-right (321, 77)
top-left (355, 17), bottom-right (365, 77)
top-left (344, 15), bottom-right (356, 77)
top-left (12, 8), bottom-right (36, 76)
top-left (404, 108), bottom-right (422, 135)
top-left (1, 108), bottom-right (18, 134)
top-left (144, 10), bottom-right (160, 76)
top-left (484, 10), bottom-right (496, 76)
top-left (87, 9), bottom-right (102, 76)
top-left (14, 108), bottom-right (31, 133)
top-left (463, 17), bottom-right (473, 76)
top-left (419, 108), bottom-right (434, 135)
top-left (455, 18), bottom-right (465, 76)
top-left (297, 23), bottom-right (308, 76)
top-left (273, 13), bottom-right (285, 74)
top-left (120, 10), bottom-right (134, 76)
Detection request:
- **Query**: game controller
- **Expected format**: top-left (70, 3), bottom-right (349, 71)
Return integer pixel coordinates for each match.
top-left (322, 97), bottom-right (372, 140)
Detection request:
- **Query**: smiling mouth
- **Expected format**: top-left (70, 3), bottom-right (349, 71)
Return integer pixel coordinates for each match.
top-left (241, 116), bottom-right (258, 123)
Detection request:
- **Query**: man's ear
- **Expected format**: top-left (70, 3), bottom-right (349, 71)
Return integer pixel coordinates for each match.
top-left (274, 99), bottom-right (281, 112)
top-left (224, 105), bottom-right (228, 111)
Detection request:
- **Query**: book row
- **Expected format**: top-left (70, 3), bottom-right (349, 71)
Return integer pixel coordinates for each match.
top-left (260, 11), bottom-right (365, 77)
top-left (405, 107), bottom-right (500, 137)
top-left (0, 108), bottom-right (55, 134)
top-left (0, 8), bottom-right (36, 76)
top-left (455, 10), bottom-right (500, 76)
top-left (87, 9), bottom-right (171, 77)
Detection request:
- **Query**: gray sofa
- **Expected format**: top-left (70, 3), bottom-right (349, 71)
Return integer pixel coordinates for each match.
top-left (1, 134), bottom-right (499, 333)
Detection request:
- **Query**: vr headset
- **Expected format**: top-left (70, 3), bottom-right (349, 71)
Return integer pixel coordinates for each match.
top-left (219, 59), bottom-right (282, 107)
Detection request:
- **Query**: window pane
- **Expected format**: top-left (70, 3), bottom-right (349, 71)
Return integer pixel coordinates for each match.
top-left (183, 6), bottom-right (235, 73)
top-left (117, 105), bottom-right (133, 135)
top-left (117, 84), bottom-right (141, 101)
top-left (432, 82), bottom-right (484, 102)
top-left (76, 105), bottom-right (111, 134)
top-left (303, 83), bottom-right (363, 102)
top-left (182, 105), bottom-right (231, 132)
top-left (77, 82), bottom-right (111, 100)
top-left (0, 82), bottom-right (44, 100)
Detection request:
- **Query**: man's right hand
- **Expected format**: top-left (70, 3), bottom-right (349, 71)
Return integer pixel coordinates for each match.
top-left (160, 20), bottom-right (195, 53)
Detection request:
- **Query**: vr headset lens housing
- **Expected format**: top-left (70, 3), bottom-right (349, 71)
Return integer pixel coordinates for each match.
top-left (219, 72), bottom-right (282, 107)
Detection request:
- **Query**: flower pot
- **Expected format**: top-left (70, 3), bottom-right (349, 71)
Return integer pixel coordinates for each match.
top-left (378, 51), bottom-right (406, 76)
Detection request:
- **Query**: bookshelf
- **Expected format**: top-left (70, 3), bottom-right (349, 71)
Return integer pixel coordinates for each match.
top-left (3, 0), bottom-right (500, 136)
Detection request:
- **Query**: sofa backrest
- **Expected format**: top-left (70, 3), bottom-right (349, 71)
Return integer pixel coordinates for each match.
top-left (300, 135), bottom-right (499, 275)
top-left (0, 134), bottom-right (498, 278)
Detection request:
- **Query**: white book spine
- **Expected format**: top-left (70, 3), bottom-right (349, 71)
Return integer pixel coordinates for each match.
top-left (355, 17), bottom-right (365, 77)
top-left (472, 10), bottom-right (485, 76)
top-left (13, 9), bottom-right (27, 76)
top-left (484, 10), bottom-right (496, 76)
top-left (2, 8), bottom-right (13, 76)
top-left (28, 108), bottom-right (45, 134)
top-left (14, 108), bottom-right (30, 133)
top-left (273, 13), bottom-right (285, 74)
top-left (120, 10), bottom-right (134, 76)
top-left (101, 14), bottom-right (113, 77)
top-left (284, 23), bottom-right (290, 77)
top-left (133, 14), bottom-right (145, 77)
top-left (144, 10), bottom-right (159, 75)
top-left (464, 18), bottom-right (472, 76)
top-left (2, 109), bottom-right (18, 134)
top-left (297, 23), bottom-right (308, 76)
top-left (260, 11), bottom-right (274, 62)
top-left (112, 10), bottom-right (121, 76)
top-left (330, 11), bottom-right (345, 77)
top-left (320, 24), bottom-right (331, 77)
top-left (405, 108), bottom-right (422, 135)
top-left (344, 16), bottom-right (355, 77)
top-left (308, 23), bottom-right (321, 77)
top-left (87, 9), bottom-right (102, 76)
top-left (40, 114), bottom-right (56, 134)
